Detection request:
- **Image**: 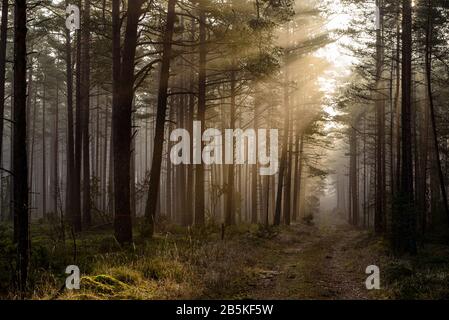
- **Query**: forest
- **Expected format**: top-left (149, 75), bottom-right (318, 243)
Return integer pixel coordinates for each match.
top-left (1, 0), bottom-right (449, 300)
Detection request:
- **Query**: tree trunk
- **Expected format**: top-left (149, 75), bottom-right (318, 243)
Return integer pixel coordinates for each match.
top-left (73, 12), bottom-right (82, 232)
top-left (292, 133), bottom-right (303, 222)
top-left (28, 89), bottom-right (37, 224)
top-left (113, 0), bottom-right (144, 244)
top-left (166, 104), bottom-right (173, 219)
top-left (282, 111), bottom-right (293, 226)
top-left (65, 24), bottom-right (75, 231)
top-left (130, 117), bottom-right (136, 220)
top-left (394, 2), bottom-right (401, 195)
top-left (274, 65), bottom-right (290, 226)
top-left (251, 97), bottom-right (258, 224)
top-left (177, 73), bottom-right (187, 224)
top-left (143, 0), bottom-right (177, 236)
top-left (424, 0), bottom-right (449, 226)
top-left (184, 17), bottom-right (196, 227)
top-left (0, 0), bottom-right (8, 172)
top-left (13, 0), bottom-right (29, 293)
top-left (394, 0), bottom-right (416, 255)
top-left (42, 83), bottom-right (47, 219)
top-left (102, 99), bottom-right (109, 213)
top-left (53, 84), bottom-right (59, 217)
top-left (225, 69), bottom-right (236, 226)
top-left (194, 6), bottom-right (207, 226)
top-left (82, 0), bottom-right (91, 226)
top-left (374, 0), bottom-right (386, 234)
top-left (350, 126), bottom-right (359, 226)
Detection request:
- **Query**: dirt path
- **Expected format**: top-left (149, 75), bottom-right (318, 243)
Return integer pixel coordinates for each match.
top-left (241, 218), bottom-right (378, 299)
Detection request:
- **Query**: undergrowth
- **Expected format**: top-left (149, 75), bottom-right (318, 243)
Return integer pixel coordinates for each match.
top-left (0, 222), bottom-right (278, 299)
top-left (1, 220), bottom-right (449, 300)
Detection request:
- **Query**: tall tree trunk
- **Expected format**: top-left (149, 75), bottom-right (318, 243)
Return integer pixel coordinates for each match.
top-left (13, 0), bottom-right (29, 293)
top-left (82, 0), bottom-right (91, 226)
top-left (65, 25), bottom-right (75, 231)
top-left (394, 2), bottom-right (401, 194)
top-left (42, 83), bottom-right (47, 219)
top-left (130, 117), bottom-right (136, 220)
top-left (53, 84), bottom-right (59, 217)
top-left (95, 90), bottom-right (100, 180)
top-left (25, 57), bottom-right (33, 218)
top-left (274, 64), bottom-right (290, 225)
top-left (292, 133), bottom-right (303, 222)
top-left (28, 87), bottom-right (37, 224)
top-left (282, 112), bottom-right (293, 226)
top-left (102, 100), bottom-right (108, 213)
top-left (374, 0), bottom-right (385, 234)
top-left (363, 118), bottom-right (367, 227)
top-left (424, 0), bottom-right (449, 226)
top-left (417, 96), bottom-right (429, 233)
top-left (394, 0), bottom-right (416, 255)
top-left (73, 11), bottom-right (82, 232)
top-left (184, 17), bottom-right (196, 227)
top-left (177, 71), bottom-right (187, 224)
top-left (109, 0), bottom-right (120, 220)
top-left (225, 69), bottom-right (236, 226)
top-left (195, 6), bottom-right (207, 226)
top-left (166, 104), bottom-right (173, 219)
top-left (143, 0), bottom-right (177, 236)
top-left (113, 0), bottom-right (144, 244)
top-left (0, 0), bottom-right (8, 172)
top-left (350, 126), bottom-right (359, 226)
top-left (251, 97), bottom-right (258, 224)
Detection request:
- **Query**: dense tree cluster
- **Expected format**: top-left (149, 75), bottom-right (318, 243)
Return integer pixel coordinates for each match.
top-left (0, 0), bottom-right (337, 293)
top-left (338, 0), bottom-right (449, 254)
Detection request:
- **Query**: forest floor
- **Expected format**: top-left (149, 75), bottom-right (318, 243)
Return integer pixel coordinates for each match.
top-left (47, 218), bottom-right (386, 300)
top-left (2, 214), bottom-right (449, 300)
top-left (234, 218), bottom-right (382, 299)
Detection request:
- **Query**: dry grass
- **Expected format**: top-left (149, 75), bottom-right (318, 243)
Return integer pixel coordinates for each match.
top-left (2, 221), bottom-right (449, 300)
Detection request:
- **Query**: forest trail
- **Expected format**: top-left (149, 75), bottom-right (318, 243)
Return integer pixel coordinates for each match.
top-left (236, 217), bottom-right (378, 300)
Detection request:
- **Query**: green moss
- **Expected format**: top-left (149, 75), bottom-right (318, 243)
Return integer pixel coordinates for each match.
top-left (81, 275), bottom-right (128, 295)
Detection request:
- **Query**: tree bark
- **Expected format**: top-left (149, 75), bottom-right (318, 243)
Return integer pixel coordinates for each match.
top-left (282, 111), bottom-right (293, 226)
top-left (65, 24), bottom-right (75, 231)
top-left (53, 84), bottom-right (59, 217)
top-left (13, 0), bottom-right (29, 293)
top-left (0, 0), bottom-right (8, 172)
top-left (73, 9), bottom-right (82, 231)
top-left (274, 64), bottom-right (290, 226)
top-left (225, 69), bottom-right (236, 226)
top-left (42, 83), bottom-right (47, 219)
top-left (113, 0), bottom-right (144, 244)
top-left (143, 0), bottom-right (177, 236)
top-left (82, 0), bottom-right (91, 226)
top-left (424, 0), bottom-right (449, 226)
top-left (350, 126), bottom-right (358, 226)
top-left (185, 20), bottom-right (195, 226)
top-left (374, 0), bottom-right (386, 234)
top-left (292, 133), bottom-right (303, 222)
top-left (251, 97), bottom-right (259, 224)
top-left (394, 0), bottom-right (416, 255)
top-left (195, 6), bottom-right (207, 226)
